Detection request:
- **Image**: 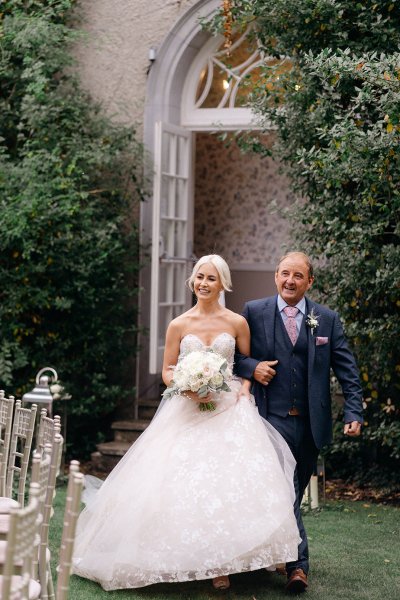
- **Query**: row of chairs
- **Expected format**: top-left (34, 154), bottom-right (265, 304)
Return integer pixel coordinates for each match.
top-left (0, 391), bottom-right (55, 505)
top-left (0, 391), bottom-right (84, 599)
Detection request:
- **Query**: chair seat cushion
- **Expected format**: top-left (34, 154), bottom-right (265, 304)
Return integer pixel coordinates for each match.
top-left (0, 497), bottom-right (19, 513)
top-left (0, 513), bottom-right (10, 536)
top-left (0, 575), bottom-right (41, 599)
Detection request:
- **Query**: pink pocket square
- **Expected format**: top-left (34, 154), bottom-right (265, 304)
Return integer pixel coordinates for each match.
top-left (316, 336), bottom-right (329, 346)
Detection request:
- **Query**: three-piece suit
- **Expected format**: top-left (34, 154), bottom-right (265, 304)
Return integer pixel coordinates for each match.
top-left (234, 294), bottom-right (363, 574)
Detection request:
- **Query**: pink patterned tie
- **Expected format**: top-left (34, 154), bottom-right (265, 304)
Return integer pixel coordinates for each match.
top-left (283, 306), bottom-right (299, 345)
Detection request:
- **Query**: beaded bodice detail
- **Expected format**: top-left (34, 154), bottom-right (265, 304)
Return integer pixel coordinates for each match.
top-left (179, 333), bottom-right (235, 369)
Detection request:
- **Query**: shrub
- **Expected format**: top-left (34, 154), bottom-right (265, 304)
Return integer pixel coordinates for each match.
top-left (0, 1), bottom-right (146, 456)
top-left (224, 0), bottom-right (400, 485)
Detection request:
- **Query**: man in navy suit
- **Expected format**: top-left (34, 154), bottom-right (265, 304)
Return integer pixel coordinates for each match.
top-left (234, 252), bottom-right (363, 593)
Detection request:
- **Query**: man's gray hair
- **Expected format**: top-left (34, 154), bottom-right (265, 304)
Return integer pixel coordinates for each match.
top-left (276, 252), bottom-right (314, 279)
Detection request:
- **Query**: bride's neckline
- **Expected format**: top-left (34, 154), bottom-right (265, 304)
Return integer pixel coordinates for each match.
top-left (181, 332), bottom-right (235, 347)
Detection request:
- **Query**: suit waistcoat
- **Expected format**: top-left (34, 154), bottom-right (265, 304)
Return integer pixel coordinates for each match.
top-left (265, 306), bottom-right (309, 417)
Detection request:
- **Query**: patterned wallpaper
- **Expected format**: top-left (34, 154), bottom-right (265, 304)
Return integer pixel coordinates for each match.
top-left (194, 133), bottom-right (295, 267)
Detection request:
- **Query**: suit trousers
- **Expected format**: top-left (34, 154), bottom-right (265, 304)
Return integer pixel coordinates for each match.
top-left (267, 413), bottom-right (319, 575)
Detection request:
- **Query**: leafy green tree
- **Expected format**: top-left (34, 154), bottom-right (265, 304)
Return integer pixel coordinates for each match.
top-left (224, 1), bottom-right (400, 485)
top-left (0, 1), bottom-right (146, 455)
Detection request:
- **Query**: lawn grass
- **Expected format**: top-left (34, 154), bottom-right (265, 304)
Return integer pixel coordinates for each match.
top-left (50, 487), bottom-right (400, 600)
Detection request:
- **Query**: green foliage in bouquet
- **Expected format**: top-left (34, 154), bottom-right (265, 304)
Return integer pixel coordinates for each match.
top-left (0, 1), bottom-right (146, 456)
top-left (218, 1), bottom-right (400, 486)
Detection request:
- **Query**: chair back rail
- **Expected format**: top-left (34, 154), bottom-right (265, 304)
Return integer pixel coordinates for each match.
top-left (5, 401), bottom-right (38, 505)
top-left (0, 392), bottom-right (15, 497)
top-left (55, 462), bottom-right (83, 600)
top-left (38, 433), bottom-right (64, 600)
top-left (37, 409), bottom-right (61, 453)
top-left (1, 482), bottom-right (42, 600)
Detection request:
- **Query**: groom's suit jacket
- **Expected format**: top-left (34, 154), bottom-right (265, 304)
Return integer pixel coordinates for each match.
top-left (234, 295), bottom-right (363, 450)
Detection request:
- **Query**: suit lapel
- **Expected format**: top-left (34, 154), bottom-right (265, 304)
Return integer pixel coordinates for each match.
top-left (262, 296), bottom-right (277, 358)
top-left (306, 297), bottom-right (316, 375)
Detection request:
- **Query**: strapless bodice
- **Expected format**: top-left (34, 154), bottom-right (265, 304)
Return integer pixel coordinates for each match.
top-left (179, 333), bottom-right (235, 368)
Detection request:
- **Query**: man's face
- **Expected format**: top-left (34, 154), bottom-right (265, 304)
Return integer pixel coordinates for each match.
top-left (275, 255), bottom-right (314, 306)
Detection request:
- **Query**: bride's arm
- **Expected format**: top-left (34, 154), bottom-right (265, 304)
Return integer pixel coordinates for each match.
top-left (235, 316), bottom-right (252, 399)
top-left (162, 321), bottom-right (181, 386)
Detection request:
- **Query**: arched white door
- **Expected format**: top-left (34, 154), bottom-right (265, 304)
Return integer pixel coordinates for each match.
top-left (149, 122), bottom-right (194, 374)
top-left (149, 27), bottom-right (270, 373)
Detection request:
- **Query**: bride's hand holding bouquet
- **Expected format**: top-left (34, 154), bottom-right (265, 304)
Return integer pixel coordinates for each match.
top-left (163, 348), bottom-right (232, 411)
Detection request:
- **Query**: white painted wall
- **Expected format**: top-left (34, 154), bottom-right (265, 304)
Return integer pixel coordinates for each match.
top-left (75, 0), bottom-right (199, 124)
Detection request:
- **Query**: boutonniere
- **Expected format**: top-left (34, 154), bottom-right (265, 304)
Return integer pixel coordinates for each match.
top-left (306, 308), bottom-right (319, 335)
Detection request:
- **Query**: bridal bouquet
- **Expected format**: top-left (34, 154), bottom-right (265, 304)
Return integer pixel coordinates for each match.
top-left (163, 349), bottom-right (232, 411)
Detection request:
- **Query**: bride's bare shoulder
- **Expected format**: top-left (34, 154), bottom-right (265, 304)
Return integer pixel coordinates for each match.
top-left (220, 309), bottom-right (249, 335)
top-left (167, 311), bottom-right (193, 334)
top-left (223, 309), bottom-right (247, 326)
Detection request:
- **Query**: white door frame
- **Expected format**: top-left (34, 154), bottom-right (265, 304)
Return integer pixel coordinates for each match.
top-left (149, 122), bottom-right (194, 374)
top-left (139, 0), bottom-right (262, 403)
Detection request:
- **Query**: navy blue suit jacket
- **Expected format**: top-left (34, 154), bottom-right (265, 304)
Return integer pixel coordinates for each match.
top-left (234, 295), bottom-right (363, 449)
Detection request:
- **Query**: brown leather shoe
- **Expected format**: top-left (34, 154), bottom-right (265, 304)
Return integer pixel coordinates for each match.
top-left (285, 568), bottom-right (308, 593)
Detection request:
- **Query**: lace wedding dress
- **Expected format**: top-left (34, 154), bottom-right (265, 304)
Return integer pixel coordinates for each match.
top-left (72, 333), bottom-right (301, 590)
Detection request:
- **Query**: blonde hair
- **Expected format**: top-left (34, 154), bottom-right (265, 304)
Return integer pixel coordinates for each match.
top-left (188, 255), bottom-right (232, 292)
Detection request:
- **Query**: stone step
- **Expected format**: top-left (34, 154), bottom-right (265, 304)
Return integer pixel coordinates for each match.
top-left (112, 419), bottom-right (150, 431)
top-left (91, 441), bottom-right (133, 472)
top-left (90, 405), bottom-right (161, 472)
top-left (138, 399), bottom-right (159, 420)
top-left (111, 419), bottom-right (150, 442)
top-left (138, 406), bottom-right (156, 419)
top-left (138, 399), bottom-right (160, 407)
top-left (90, 450), bottom-right (121, 472)
top-left (96, 440), bottom-right (132, 456)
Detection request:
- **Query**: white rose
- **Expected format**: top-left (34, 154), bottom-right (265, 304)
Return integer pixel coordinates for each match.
top-left (202, 364), bottom-right (212, 377)
top-left (189, 379), bottom-right (202, 392)
top-left (210, 373), bottom-right (223, 388)
top-left (174, 371), bottom-right (186, 389)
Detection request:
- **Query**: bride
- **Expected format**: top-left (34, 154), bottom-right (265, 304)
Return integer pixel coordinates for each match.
top-left (72, 255), bottom-right (301, 591)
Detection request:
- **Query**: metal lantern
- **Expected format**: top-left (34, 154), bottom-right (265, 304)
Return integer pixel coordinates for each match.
top-left (22, 367), bottom-right (58, 417)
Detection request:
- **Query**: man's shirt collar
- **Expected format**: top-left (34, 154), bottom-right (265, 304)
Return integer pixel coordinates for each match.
top-left (277, 294), bottom-right (306, 315)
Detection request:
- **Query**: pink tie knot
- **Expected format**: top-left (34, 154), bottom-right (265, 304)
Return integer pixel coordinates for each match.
top-left (283, 306), bottom-right (299, 318)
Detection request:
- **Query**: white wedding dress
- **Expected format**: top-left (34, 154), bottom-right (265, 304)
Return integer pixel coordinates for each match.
top-left (72, 333), bottom-right (301, 590)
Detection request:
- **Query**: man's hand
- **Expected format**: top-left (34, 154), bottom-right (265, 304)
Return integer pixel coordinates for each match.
top-left (253, 360), bottom-right (278, 385)
top-left (344, 421), bottom-right (362, 436)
